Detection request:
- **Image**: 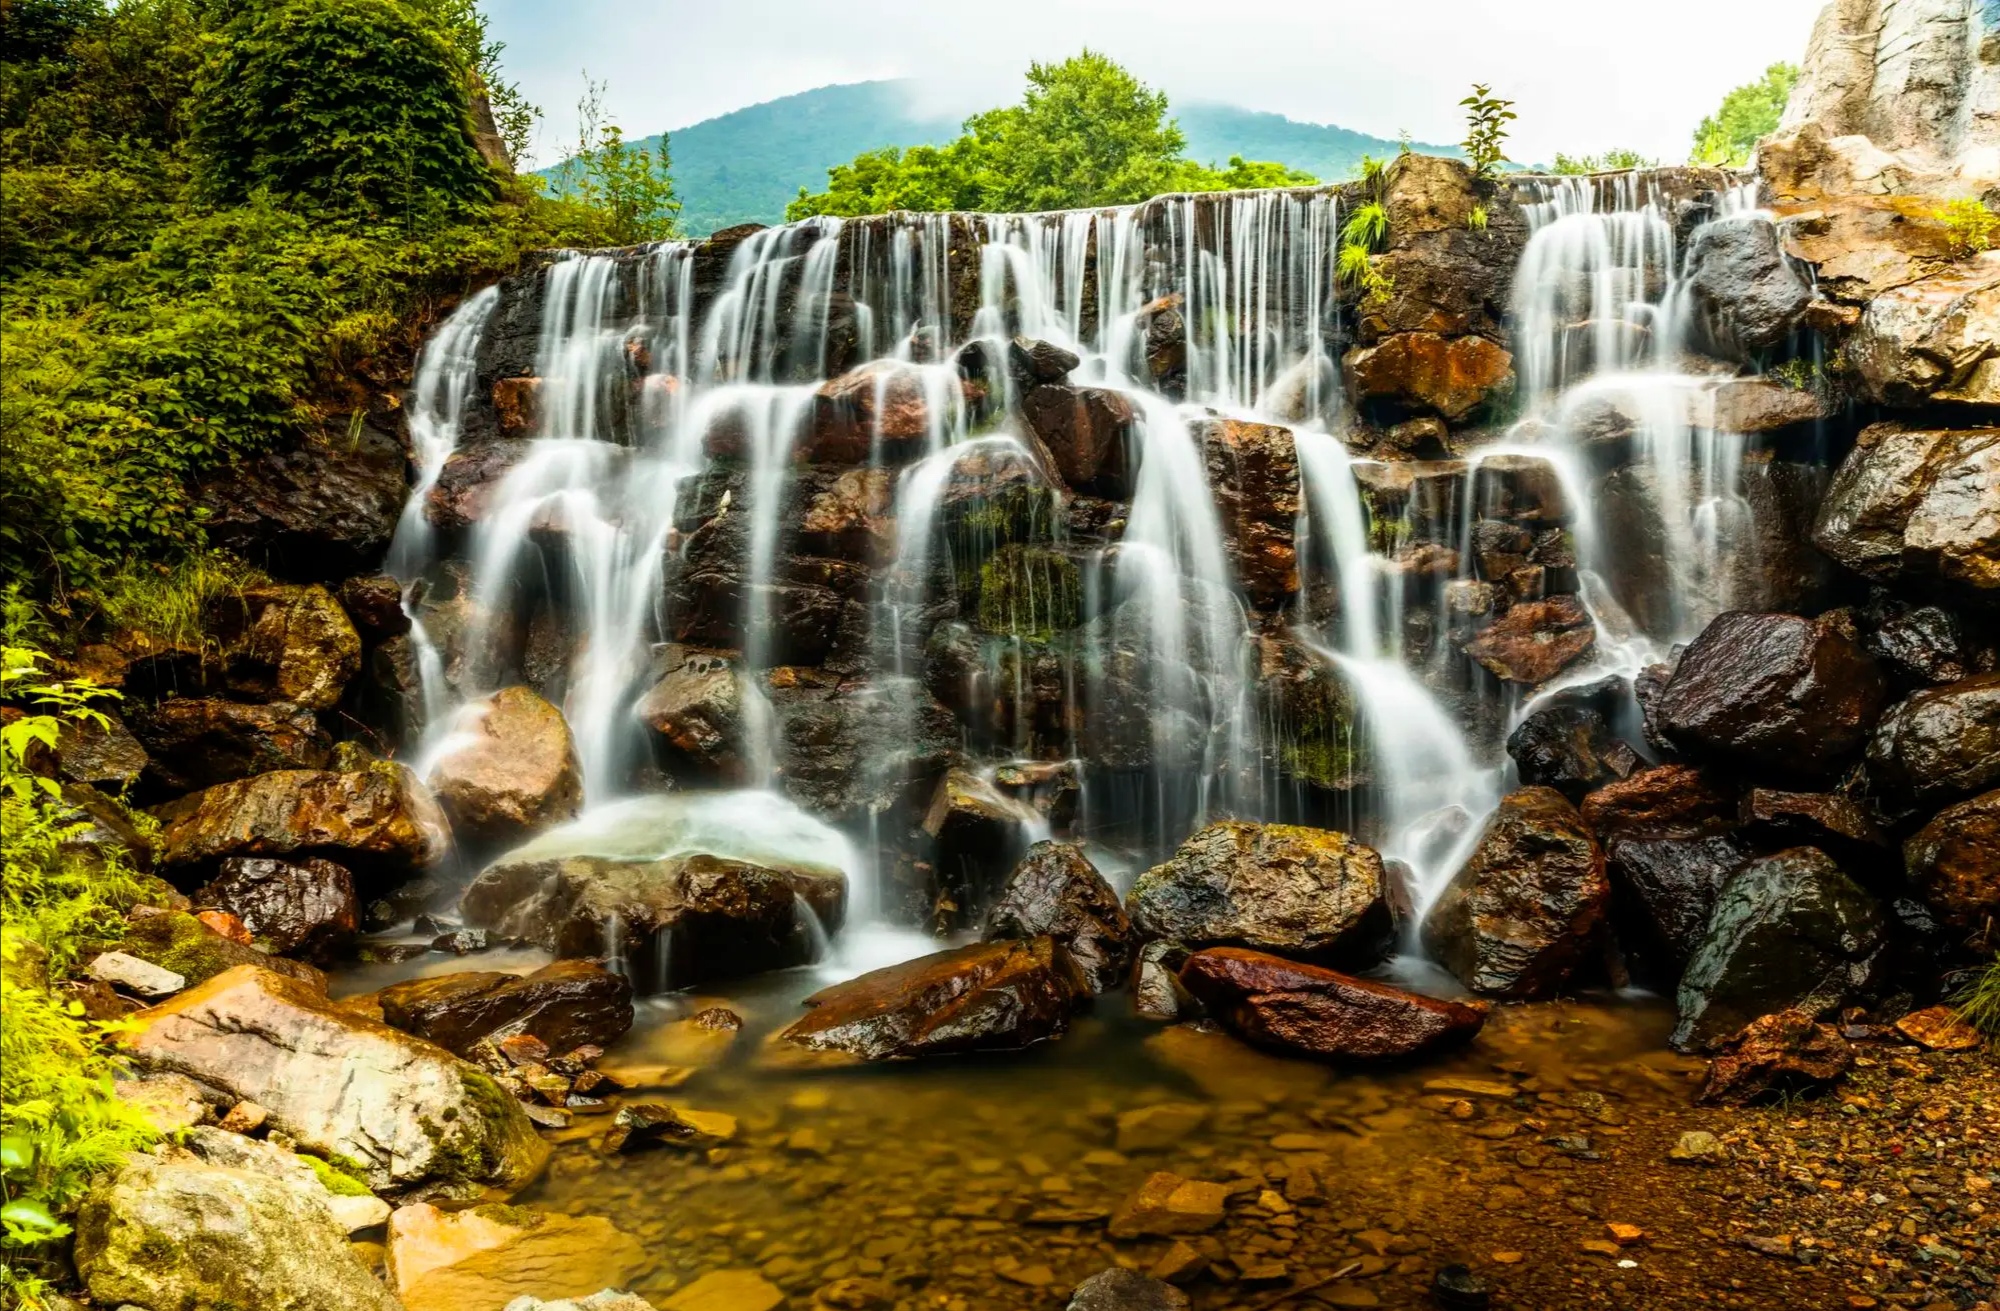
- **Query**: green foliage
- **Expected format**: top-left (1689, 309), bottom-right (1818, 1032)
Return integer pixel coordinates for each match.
top-left (1958, 957), bottom-right (2000, 1048)
top-left (1551, 148), bottom-right (1657, 174)
top-left (93, 552), bottom-right (267, 651)
top-left (412, 0), bottom-right (538, 164)
top-left (548, 78), bottom-right (682, 244)
top-left (0, 629), bottom-right (159, 1294)
top-left (1459, 83), bottom-right (1516, 180)
top-left (1467, 203), bottom-right (1489, 233)
top-left (1934, 198), bottom-right (1999, 257)
top-left (190, 0), bottom-right (498, 221)
top-left (1343, 201), bottom-right (1388, 250)
top-left (789, 52), bottom-right (1315, 219)
top-left (1692, 63), bottom-right (1799, 167)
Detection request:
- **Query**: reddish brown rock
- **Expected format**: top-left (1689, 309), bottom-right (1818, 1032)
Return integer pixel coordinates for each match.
top-left (1178, 947), bottom-right (1486, 1061)
top-left (1581, 764), bottom-right (1737, 838)
top-left (491, 376), bottom-right (540, 437)
top-left (634, 648), bottom-right (742, 781)
top-left (1197, 417), bottom-right (1301, 608)
top-left (1739, 789), bottom-right (1891, 868)
top-left (1655, 611), bottom-right (1887, 778)
top-left (1893, 1005), bottom-right (1982, 1052)
top-left (378, 959), bottom-right (633, 1058)
top-left (1903, 787), bottom-right (2000, 934)
top-left (1022, 384), bottom-right (1135, 496)
top-left (1343, 332), bottom-right (1514, 422)
top-left (1461, 595), bottom-right (1595, 685)
top-left (195, 857), bottom-right (359, 962)
top-left (1697, 1009), bottom-right (1853, 1106)
top-left (984, 842), bottom-right (1134, 995)
top-left (152, 765), bottom-right (450, 875)
top-left (773, 937), bottom-right (1084, 1063)
top-left (801, 360), bottom-right (949, 464)
top-left (129, 700), bottom-right (332, 795)
top-left (427, 686), bottom-right (584, 847)
top-left (1420, 787), bottom-right (1609, 999)
top-left (426, 441), bottom-right (533, 532)
top-left (796, 467), bottom-right (897, 562)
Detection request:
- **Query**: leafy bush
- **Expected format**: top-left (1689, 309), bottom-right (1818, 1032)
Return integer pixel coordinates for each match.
top-left (190, 0), bottom-right (498, 220)
top-left (1934, 198), bottom-right (1999, 257)
top-left (1692, 63), bottom-right (1799, 167)
top-left (547, 79), bottom-right (681, 244)
top-left (1459, 84), bottom-right (1515, 179)
top-left (1177, 154), bottom-right (1320, 192)
top-left (1551, 148), bottom-right (1656, 174)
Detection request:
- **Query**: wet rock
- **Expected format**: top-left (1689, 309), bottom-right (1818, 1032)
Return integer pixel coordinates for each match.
top-left (1903, 788), bottom-right (2000, 935)
top-left (1506, 705), bottom-right (1639, 801)
top-left (1343, 331), bottom-right (1514, 422)
top-left (125, 965), bottom-right (548, 1198)
top-left (380, 960), bottom-right (633, 1058)
top-left (336, 574), bottom-right (412, 643)
top-left (604, 1103), bottom-right (737, 1153)
top-left (770, 675), bottom-right (958, 822)
top-left (772, 937), bottom-right (1083, 1063)
top-left (1066, 1267), bottom-right (1190, 1311)
top-left (1667, 1129), bottom-right (1727, 1165)
top-left (387, 1202), bottom-right (647, 1311)
top-left (1673, 848), bottom-right (1887, 1050)
top-left (1894, 1004), bottom-right (1983, 1051)
top-left (129, 699), bottom-right (333, 795)
top-left (1197, 417), bottom-right (1301, 608)
top-left (1696, 1009), bottom-right (1854, 1105)
top-left (1420, 787), bottom-right (1609, 999)
top-left (152, 764), bottom-right (451, 876)
top-left (1107, 1171), bottom-right (1231, 1239)
top-left (198, 424), bottom-right (408, 582)
top-left (205, 584), bottom-right (364, 711)
top-left (195, 856), bottom-right (358, 962)
top-left (1739, 789), bottom-right (1892, 870)
top-left (462, 851), bottom-right (845, 990)
top-left (1461, 595), bottom-right (1595, 685)
top-left (796, 466), bottom-right (896, 562)
top-left (1581, 763), bottom-right (1736, 838)
top-left (1127, 821), bottom-right (1393, 968)
top-left (1702, 376), bottom-right (1834, 433)
top-left (1847, 263), bottom-right (2000, 407)
top-left (1472, 453), bottom-right (1570, 523)
top-left (984, 841), bottom-right (1134, 994)
top-left (1682, 217), bottom-right (1813, 361)
top-left (428, 687), bottom-right (585, 846)
top-left (1432, 1265), bottom-right (1493, 1311)
top-left (1131, 940), bottom-right (1192, 1022)
top-left (1009, 336), bottom-right (1080, 384)
top-left (121, 906), bottom-right (325, 990)
top-left (636, 649), bottom-right (747, 783)
top-left (74, 1152), bottom-right (401, 1311)
top-left (803, 360), bottom-right (951, 464)
top-left (1866, 605), bottom-right (1968, 685)
top-left (427, 441), bottom-right (534, 531)
top-left (1022, 384), bottom-right (1136, 496)
top-left (54, 710), bottom-right (147, 790)
top-left (1811, 424), bottom-right (2000, 604)
top-left (1135, 293), bottom-right (1187, 394)
top-left (923, 768), bottom-right (1042, 926)
top-left (1866, 673), bottom-right (2000, 805)
top-left (1178, 947), bottom-right (1487, 1061)
top-left (1606, 831), bottom-right (1750, 977)
top-left (1655, 611), bottom-right (1887, 778)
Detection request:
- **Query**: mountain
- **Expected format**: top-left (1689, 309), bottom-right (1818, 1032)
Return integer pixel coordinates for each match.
top-left (540, 80), bottom-right (1461, 237)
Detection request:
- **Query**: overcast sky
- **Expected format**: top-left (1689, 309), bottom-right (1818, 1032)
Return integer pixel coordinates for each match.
top-left (485, 0), bottom-right (1829, 169)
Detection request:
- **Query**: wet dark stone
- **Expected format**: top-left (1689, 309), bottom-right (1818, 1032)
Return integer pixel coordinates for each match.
top-left (1605, 830), bottom-right (1749, 979)
top-left (1505, 705), bottom-right (1639, 801)
top-left (774, 937), bottom-right (1084, 1063)
top-left (1903, 787), bottom-right (2000, 935)
top-left (377, 958), bottom-right (634, 1058)
top-left (1433, 1263), bottom-right (1493, 1311)
top-left (197, 424), bottom-right (407, 582)
top-left (1739, 788), bottom-right (1893, 873)
top-left (1066, 1266), bottom-right (1190, 1311)
top-left (195, 857), bottom-right (359, 964)
top-left (1421, 787), bottom-right (1609, 999)
top-left (128, 700), bottom-right (333, 796)
top-left (1866, 673), bottom-right (2000, 806)
top-left (55, 711), bottom-right (148, 791)
top-left (1021, 384), bottom-right (1135, 497)
top-left (1673, 847), bottom-right (1887, 1051)
top-left (1008, 336), bottom-right (1080, 385)
top-left (1655, 611), bottom-right (1887, 779)
top-left (1866, 604), bottom-right (1968, 686)
top-left (1177, 947), bottom-right (1487, 1062)
top-left (334, 575), bottom-right (411, 643)
top-left (1581, 763), bottom-right (1735, 839)
top-left (430, 928), bottom-right (491, 955)
top-left (1697, 1008), bottom-right (1853, 1106)
top-left (1681, 217), bottom-right (1812, 361)
top-left (984, 841), bottom-right (1134, 995)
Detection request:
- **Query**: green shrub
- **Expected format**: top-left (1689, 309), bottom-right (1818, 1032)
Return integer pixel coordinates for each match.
top-left (1459, 83), bottom-right (1515, 180)
top-left (1935, 198), bottom-right (1999, 257)
top-left (190, 0), bottom-right (497, 220)
top-left (1692, 63), bottom-right (1798, 167)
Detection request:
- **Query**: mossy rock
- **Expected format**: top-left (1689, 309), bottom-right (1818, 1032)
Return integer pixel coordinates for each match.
top-left (1265, 650), bottom-right (1370, 791)
top-left (121, 909), bottom-right (324, 990)
top-left (975, 546), bottom-right (1081, 640)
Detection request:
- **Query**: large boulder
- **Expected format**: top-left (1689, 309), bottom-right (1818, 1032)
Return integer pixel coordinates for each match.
top-left (635, 647), bottom-right (743, 781)
top-left (1866, 673), bottom-right (2000, 805)
top-left (386, 1202), bottom-right (648, 1311)
top-left (1460, 595), bottom-right (1596, 685)
top-left (1581, 764), bottom-right (1737, 838)
top-left (1680, 217), bottom-right (1814, 361)
top-left (772, 937), bottom-right (1083, 1063)
top-left (379, 959), bottom-right (634, 1058)
top-left (922, 768), bottom-right (1043, 927)
top-left (1178, 947), bottom-right (1486, 1061)
top-left (1420, 787), bottom-right (1609, 999)
top-left (1811, 424), bottom-right (1999, 605)
top-left (74, 1153), bottom-right (402, 1311)
top-left (801, 359), bottom-right (952, 464)
top-left (1127, 821), bottom-right (1393, 968)
top-left (1197, 417), bottom-right (1301, 608)
top-left (1022, 384), bottom-right (1135, 496)
top-left (428, 686), bottom-right (585, 846)
top-left (1672, 848), bottom-right (1888, 1051)
top-left (1903, 788), bottom-right (2000, 935)
top-left (984, 841), bottom-right (1134, 994)
top-left (1654, 611), bottom-right (1888, 778)
top-left (152, 764), bottom-right (451, 876)
top-left (1505, 705), bottom-right (1639, 801)
top-left (1846, 261), bottom-right (2000, 408)
top-left (210, 584), bottom-right (363, 711)
top-left (198, 424), bottom-right (408, 583)
top-left (124, 965), bottom-right (549, 1198)
top-left (461, 852), bottom-right (845, 990)
top-left (1343, 331), bottom-right (1514, 422)
top-left (195, 856), bottom-right (359, 962)
top-left (1605, 831), bottom-right (1751, 979)
top-left (129, 699), bottom-right (333, 794)
top-left (53, 710), bottom-right (147, 791)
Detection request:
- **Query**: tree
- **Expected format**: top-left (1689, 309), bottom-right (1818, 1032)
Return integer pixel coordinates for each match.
top-left (1551, 148), bottom-right (1656, 174)
top-left (1692, 63), bottom-right (1799, 167)
top-left (786, 141), bottom-right (986, 220)
top-left (553, 78), bottom-right (680, 243)
top-left (1178, 155), bottom-right (1320, 192)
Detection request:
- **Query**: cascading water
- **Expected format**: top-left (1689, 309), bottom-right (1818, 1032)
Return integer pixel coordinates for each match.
top-left (387, 166), bottom-right (1791, 985)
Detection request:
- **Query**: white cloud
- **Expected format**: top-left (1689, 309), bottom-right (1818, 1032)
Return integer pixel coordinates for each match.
top-left (488, 0), bottom-right (1827, 169)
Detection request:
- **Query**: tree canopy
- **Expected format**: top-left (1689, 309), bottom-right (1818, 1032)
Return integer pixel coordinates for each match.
top-left (1692, 63), bottom-right (1799, 167)
top-left (788, 51), bottom-right (1317, 219)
